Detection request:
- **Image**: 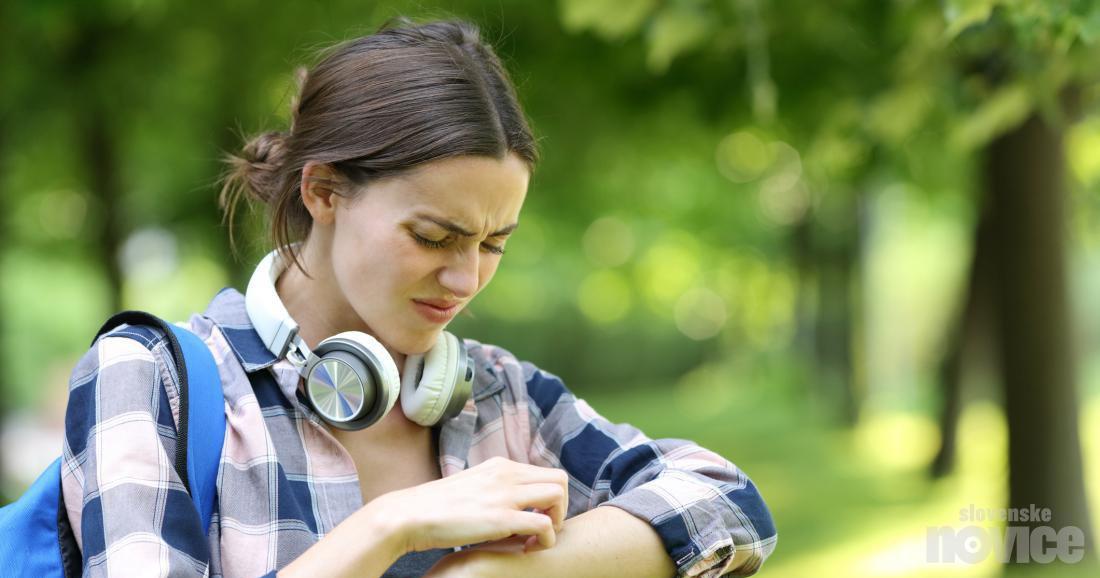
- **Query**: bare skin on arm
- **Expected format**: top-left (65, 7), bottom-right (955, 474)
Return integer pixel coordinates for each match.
top-left (423, 505), bottom-right (678, 578)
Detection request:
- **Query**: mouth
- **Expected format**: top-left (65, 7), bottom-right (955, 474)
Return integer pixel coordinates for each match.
top-left (411, 299), bottom-right (462, 323)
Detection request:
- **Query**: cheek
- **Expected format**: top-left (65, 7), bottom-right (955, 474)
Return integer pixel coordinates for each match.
top-left (331, 224), bottom-right (401, 295)
top-left (333, 227), bottom-right (377, 274)
top-left (373, 236), bottom-right (444, 295)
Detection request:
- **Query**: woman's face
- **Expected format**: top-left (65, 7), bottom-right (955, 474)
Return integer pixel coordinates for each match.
top-left (325, 153), bottom-right (529, 354)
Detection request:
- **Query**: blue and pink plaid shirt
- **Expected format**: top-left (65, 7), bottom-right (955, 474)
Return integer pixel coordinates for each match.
top-left (61, 287), bottom-right (776, 577)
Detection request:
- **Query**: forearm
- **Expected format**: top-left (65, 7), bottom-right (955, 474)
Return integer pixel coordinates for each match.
top-left (451, 505), bottom-right (677, 578)
top-left (278, 498), bottom-right (406, 578)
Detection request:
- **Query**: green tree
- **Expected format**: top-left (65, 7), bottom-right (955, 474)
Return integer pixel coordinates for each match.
top-left (557, 0), bottom-right (1098, 568)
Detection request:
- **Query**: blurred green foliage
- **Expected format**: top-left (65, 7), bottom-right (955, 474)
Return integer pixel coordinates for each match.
top-left (2, 0), bottom-right (1100, 575)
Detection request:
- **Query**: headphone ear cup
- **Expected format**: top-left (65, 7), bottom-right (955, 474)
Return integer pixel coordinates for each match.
top-left (309, 331), bottom-right (401, 430)
top-left (400, 332), bottom-right (462, 426)
top-left (304, 351), bottom-right (375, 424)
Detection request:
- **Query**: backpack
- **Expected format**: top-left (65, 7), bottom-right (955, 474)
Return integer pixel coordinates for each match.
top-left (0, 311), bottom-right (227, 577)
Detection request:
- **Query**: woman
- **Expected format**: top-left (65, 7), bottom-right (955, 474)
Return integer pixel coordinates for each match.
top-left (60, 18), bottom-right (777, 578)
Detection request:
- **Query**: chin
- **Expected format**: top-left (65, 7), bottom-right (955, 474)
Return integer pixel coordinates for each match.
top-left (394, 330), bottom-right (440, 356)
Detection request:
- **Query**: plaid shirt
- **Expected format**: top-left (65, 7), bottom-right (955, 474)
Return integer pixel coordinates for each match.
top-left (61, 287), bottom-right (776, 578)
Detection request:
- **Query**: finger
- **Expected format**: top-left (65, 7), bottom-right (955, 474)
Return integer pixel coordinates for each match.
top-left (506, 510), bottom-right (556, 550)
top-left (523, 533), bottom-right (555, 553)
top-left (542, 497), bottom-right (567, 532)
top-left (541, 469), bottom-right (569, 529)
top-left (510, 482), bottom-right (564, 506)
top-left (511, 483), bottom-right (567, 531)
top-left (529, 506), bottom-right (564, 534)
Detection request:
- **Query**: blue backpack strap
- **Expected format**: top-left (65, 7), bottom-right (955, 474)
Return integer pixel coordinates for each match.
top-left (92, 311), bottom-right (226, 535)
top-left (168, 323), bottom-right (226, 534)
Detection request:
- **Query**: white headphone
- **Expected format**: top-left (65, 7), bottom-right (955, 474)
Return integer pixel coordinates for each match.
top-left (244, 248), bottom-right (473, 430)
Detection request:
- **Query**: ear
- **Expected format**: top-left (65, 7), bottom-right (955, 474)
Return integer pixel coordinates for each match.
top-left (300, 162), bottom-right (343, 225)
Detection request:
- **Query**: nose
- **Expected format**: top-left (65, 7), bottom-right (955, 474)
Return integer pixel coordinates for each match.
top-left (437, 248), bottom-right (479, 300)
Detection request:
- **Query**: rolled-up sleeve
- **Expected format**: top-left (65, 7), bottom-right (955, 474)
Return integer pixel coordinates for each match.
top-left (61, 327), bottom-right (211, 578)
top-left (520, 362), bottom-right (777, 578)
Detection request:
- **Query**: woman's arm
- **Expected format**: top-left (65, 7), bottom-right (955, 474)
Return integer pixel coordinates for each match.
top-left (448, 347), bottom-right (777, 578)
top-left (424, 506), bottom-right (676, 578)
top-left (528, 366), bottom-right (776, 577)
top-left (276, 498), bottom-right (405, 578)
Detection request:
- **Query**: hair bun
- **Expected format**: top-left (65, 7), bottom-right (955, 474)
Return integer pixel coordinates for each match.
top-left (235, 130), bottom-right (288, 204)
top-left (243, 131), bottom-right (287, 170)
top-left (219, 130), bottom-right (289, 245)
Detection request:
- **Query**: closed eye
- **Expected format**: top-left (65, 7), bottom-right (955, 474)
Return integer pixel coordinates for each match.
top-left (412, 232), bottom-right (506, 255)
top-left (412, 232), bottom-right (447, 249)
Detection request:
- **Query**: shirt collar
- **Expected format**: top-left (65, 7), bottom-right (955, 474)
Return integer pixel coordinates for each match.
top-left (202, 287), bottom-right (280, 373)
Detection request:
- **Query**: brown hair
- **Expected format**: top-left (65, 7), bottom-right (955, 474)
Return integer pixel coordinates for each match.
top-left (220, 18), bottom-right (539, 276)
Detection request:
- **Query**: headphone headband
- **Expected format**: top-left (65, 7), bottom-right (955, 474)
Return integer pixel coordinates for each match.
top-left (245, 249), bottom-right (302, 358)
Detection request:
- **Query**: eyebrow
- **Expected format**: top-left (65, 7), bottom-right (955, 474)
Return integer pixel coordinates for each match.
top-left (415, 214), bottom-right (519, 237)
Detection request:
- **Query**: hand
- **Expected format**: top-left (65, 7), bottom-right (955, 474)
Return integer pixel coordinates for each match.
top-left (373, 456), bottom-right (569, 555)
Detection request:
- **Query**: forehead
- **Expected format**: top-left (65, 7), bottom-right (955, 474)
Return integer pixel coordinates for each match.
top-left (378, 153), bottom-right (529, 221)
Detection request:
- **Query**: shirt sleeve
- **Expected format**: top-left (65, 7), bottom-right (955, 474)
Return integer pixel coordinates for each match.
top-left (505, 356), bottom-right (777, 578)
top-left (61, 325), bottom-right (211, 578)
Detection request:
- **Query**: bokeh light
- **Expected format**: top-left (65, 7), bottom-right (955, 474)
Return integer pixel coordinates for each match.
top-left (716, 130), bottom-right (773, 183)
top-left (635, 231), bottom-right (702, 316)
top-left (36, 190), bottom-right (86, 240)
top-left (674, 362), bottom-right (735, 419)
top-left (582, 216), bottom-right (635, 267)
top-left (577, 269), bottom-right (633, 324)
top-left (674, 286), bottom-right (727, 340)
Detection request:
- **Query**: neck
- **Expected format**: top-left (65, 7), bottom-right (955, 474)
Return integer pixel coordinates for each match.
top-left (274, 242), bottom-right (407, 371)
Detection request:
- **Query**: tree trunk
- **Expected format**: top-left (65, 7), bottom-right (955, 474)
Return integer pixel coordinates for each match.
top-left (930, 204), bottom-right (994, 478)
top-left (813, 192), bottom-right (864, 425)
top-left (82, 111), bottom-right (124, 314)
top-left (70, 23), bottom-right (125, 314)
top-left (790, 216), bottom-right (817, 384)
top-left (986, 112), bottom-right (1094, 567)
